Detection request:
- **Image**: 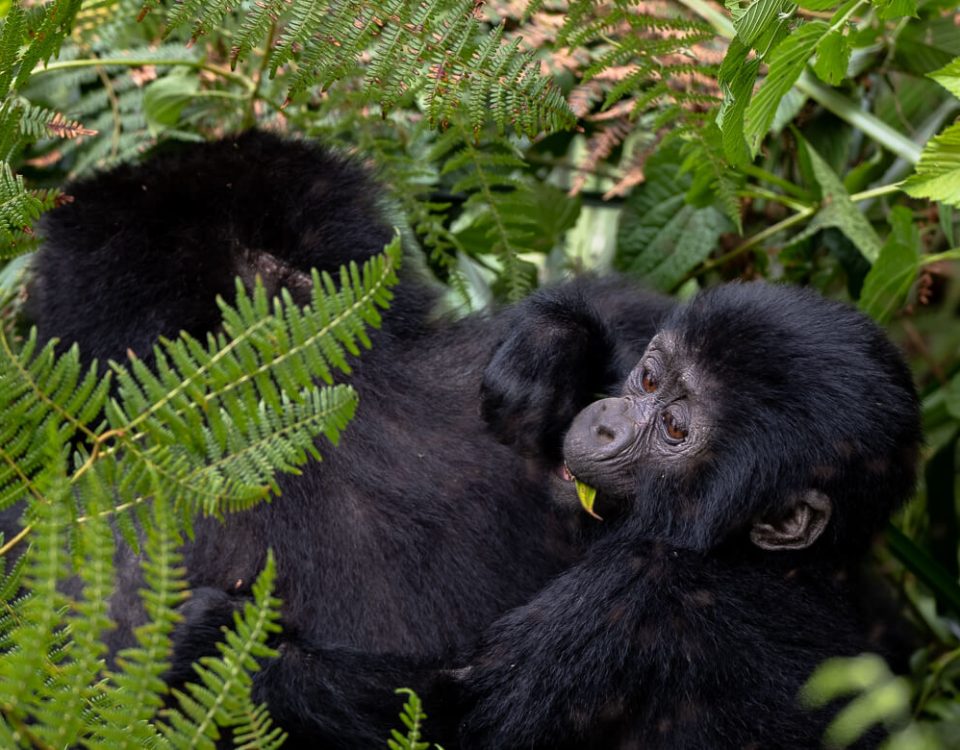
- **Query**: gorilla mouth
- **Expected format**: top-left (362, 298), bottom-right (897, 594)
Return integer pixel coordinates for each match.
top-left (557, 464), bottom-right (602, 520)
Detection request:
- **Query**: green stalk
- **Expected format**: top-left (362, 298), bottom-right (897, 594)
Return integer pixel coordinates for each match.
top-left (796, 73), bottom-right (921, 164)
top-left (33, 58), bottom-right (256, 92)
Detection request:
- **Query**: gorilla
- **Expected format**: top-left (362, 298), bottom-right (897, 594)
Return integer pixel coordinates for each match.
top-left (224, 282), bottom-right (920, 750)
top-left (17, 131), bottom-right (921, 749)
top-left (451, 281), bottom-right (922, 749)
top-left (18, 132), bottom-right (668, 718)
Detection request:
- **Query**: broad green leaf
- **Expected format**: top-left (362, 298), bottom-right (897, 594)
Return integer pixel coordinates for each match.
top-left (795, 0), bottom-right (839, 8)
top-left (143, 74), bottom-right (199, 136)
top-left (813, 30), bottom-right (850, 86)
top-left (788, 138), bottom-right (883, 261)
top-left (620, 203), bottom-right (729, 290)
top-left (929, 57), bottom-right (960, 99)
top-left (903, 121), bottom-right (960, 207)
top-left (895, 16), bottom-right (960, 75)
top-left (871, 0), bottom-right (917, 21)
top-left (733, 0), bottom-right (793, 46)
top-left (615, 145), bottom-right (731, 290)
top-left (744, 22), bottom-right (828, 155)
top-left (770, 87), bottom-right (808, 133)
top-left (858, 206), bottom-right (920, 323)
top-left (716, 38), bottom-right (760, 166)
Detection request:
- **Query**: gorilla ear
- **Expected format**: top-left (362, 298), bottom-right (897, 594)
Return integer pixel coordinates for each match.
top-left (750, 490), bottom-right (832, 551)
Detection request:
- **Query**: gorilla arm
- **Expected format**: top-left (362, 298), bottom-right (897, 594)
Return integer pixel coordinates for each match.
top-left (480, 278), bottom-right (672, 463)
top-left (455, 529), bottom-right (858, 750)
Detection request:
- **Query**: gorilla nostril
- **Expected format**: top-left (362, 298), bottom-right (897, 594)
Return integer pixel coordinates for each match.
top-left (595, 425), bottom-right (616, 444)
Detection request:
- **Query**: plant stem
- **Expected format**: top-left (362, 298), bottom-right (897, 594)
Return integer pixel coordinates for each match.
top-left (0, 523), bottom-right (32, 556)
top-left (850, 182), bottom-right (903, 202)
top-left (700, 205), bottom-right (817, 274)
top-left (33, 58), bottom-right (256, 92)
top-left (740, 186), bottom-right (810, 213)
top-left (741, 163), bottom-right (812, 201)
top-left (696, 180), bottom-right (904, 276)
top-left (243, 20), bottom-right (278, 129)
top-left (795, 73), bottom-right (922, 164)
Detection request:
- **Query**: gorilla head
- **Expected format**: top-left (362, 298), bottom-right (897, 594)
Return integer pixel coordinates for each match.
top-left (562, 282), bottom-right (921, 556)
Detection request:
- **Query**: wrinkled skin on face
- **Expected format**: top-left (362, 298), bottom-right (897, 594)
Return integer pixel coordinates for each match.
top-left (563, 332), bottom-right (714, 505)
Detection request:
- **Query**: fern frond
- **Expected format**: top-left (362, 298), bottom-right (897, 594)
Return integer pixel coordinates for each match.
top-left (232, 0), bottom-right (288, 68)
top-left (160, 552), bottom-right (284, 750)
top-left (388, 688), bottom-right (433, 750)
top-left (0, 162), bottom-right (51, 253)
top-left (15, 0), bottom-right (85, 90)
top-left (160, 0), bottom-right (573, 135)
top-left (96, 238), bottom-right (400, 517)
top-left (557, 1), bottom-right (721, 124)
top-left (26, 486), bottom-right (115, 746)
top-left (0, 452), bottom-right (72, 731)
top-left (434, 125), bottom-right (537, 301)
top-left (0, 329), bottom-right (109, 510)
top-left (92, 490), bottom-right (189, 749)
top-left (0, 4), bottom-right (26, 96)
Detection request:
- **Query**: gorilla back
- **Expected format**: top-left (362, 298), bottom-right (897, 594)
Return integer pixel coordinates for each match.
top-left (26, 131), bottom-right (672, 661)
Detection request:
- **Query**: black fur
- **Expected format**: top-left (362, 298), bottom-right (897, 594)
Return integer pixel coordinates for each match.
top-left (451, 282), bottom-right (922, 749)
top-left (22, 132), bottom-right (920, 748)
top-left (22, 131), bottom-right (674, 746)
top-left (213, 282), bottom-right (920, 749)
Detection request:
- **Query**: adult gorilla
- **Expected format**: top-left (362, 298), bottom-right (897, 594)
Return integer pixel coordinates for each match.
top-left (23, 132), bottom-right (672, 725)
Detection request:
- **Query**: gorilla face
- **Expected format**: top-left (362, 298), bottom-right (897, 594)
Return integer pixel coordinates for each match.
top-left (562, 332), bottom-right (716, 503)
top-left (556, 282), bottom-right (922, 558)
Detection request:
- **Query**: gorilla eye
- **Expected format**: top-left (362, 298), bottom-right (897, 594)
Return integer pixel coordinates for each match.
top-left (641, 368), bottom-right (657, 393)
top-left (661, 411), bottom-right (687, 442)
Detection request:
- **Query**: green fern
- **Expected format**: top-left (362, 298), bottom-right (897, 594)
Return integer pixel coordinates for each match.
top-left (0, 332), bottom-right (110, 511)
top-left (433, 124), bottom-right (538, 301)
top-left (151, 0), bottom-right (573, 136)
top-left (0, 237), bottom-right (401, 746)
top-left (557, 0), bottom-right (718, 117)
top-left (159, 552), bottom-right (285, 750)
top-left (0, 2), bottom-right (104, 255)
top-left (0, 447), bottom-right (74, 744)
top-left (388, 688), bottom-right (441, 750)
top-left (104, 237), bottom-right (400, 516)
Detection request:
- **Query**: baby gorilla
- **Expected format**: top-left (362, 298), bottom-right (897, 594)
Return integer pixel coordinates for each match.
top-left (455, 281), bottom-right (921, 749)
top-left (211, 282), bottom-right (919, 749)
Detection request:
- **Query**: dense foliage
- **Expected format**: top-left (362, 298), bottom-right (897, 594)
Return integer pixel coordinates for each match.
top-left (0, 0), bottom-right (959, 747)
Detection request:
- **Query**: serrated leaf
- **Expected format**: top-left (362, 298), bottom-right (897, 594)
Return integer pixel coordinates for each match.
top-left (744, 22), bottom-right (829, 155)
top-left (903, 121), bottom-right (960, 208)
top-left (929, 58), bottom-right (960, 100)
top-left (789, 137), bottom-right (883, 261)
top-left (717, 38), bottom-right (760, 166)
top-left (858, 206), bottom-right (920, 323)
top-left (734, 0), bottom-right (793, 47)
top-left (813, 30), bottom-right (851, 86)
top-left (871, 0), bottom-right (917, 21)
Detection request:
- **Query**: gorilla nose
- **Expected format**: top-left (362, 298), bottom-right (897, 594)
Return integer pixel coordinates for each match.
top-left (565, 398), bottom-right (637, 460)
